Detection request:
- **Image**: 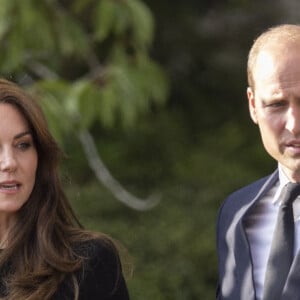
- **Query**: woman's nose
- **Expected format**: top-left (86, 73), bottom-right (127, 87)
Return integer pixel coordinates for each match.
top-left (0, 149), bottom-right (17, 172)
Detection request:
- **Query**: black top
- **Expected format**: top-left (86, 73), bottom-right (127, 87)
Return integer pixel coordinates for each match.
top-left (0, 239), bottom-right (130, 300)
top-left (54, 239), bottom-right (130, 300)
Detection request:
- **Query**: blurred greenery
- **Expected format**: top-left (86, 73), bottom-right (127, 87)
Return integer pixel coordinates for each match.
top-left (1, 0), bottom-right (298, 299)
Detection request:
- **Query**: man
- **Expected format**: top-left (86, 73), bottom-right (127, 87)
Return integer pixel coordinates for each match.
top-left (217, 24), bottom-right (300, 300)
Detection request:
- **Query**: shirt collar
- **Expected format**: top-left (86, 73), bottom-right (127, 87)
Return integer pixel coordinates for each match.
top-left (273, 164), bottom-right (290, 205)
top-left (274, 164), bottom-right (300, 221)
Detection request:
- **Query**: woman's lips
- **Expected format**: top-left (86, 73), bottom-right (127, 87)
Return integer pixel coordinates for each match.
top-left (0, 181), bottom-right (21, 193)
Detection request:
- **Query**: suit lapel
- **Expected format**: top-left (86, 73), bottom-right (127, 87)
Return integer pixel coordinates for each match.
top-left (234, 171), bottom-right (279, 299)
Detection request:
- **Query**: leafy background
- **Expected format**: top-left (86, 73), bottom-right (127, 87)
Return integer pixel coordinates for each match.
top-left (1, 0), bottom-right (299, 299)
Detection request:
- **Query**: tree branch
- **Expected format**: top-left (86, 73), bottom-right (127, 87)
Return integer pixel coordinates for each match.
top-left (78, 130), bottom-right (160, 211)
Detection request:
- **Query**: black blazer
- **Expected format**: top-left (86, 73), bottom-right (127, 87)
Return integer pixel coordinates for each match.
top-left (216, 170), bottom-right (300, 300)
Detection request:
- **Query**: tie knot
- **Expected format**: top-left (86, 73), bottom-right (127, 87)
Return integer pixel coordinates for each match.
top-left (281, 182), bottom-right (300, 206)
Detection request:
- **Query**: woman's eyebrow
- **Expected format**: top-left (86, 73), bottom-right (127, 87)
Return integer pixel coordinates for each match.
top-left (14, 131), bottom-right (32, 140)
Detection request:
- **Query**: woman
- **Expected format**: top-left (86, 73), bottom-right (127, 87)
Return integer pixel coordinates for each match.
top-left (0, 79), bottom-right (130, 300)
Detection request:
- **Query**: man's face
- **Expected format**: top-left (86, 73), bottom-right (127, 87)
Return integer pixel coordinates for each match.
top-left (248, 44), bottom-right (300, 182)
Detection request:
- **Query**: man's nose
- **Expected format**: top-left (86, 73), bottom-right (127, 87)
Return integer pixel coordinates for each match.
top-left (0, 148), bottom-right (17, 172)
top-left (285, 105), bottom-right (300, 134)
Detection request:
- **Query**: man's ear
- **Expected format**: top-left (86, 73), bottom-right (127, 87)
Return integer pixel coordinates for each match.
top-left (247, 87), bottom-right (258, 124)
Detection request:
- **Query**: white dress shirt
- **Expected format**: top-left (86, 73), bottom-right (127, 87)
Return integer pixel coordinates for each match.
top-left (245, 165), bottom-right (300, 300)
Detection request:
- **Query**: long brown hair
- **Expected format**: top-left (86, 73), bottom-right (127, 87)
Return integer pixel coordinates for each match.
top-left (0, 79), bottom-right (113, 299)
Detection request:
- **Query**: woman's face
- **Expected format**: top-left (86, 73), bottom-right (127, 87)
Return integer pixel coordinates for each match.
top-left (0, 103), bottom-right (38, 219)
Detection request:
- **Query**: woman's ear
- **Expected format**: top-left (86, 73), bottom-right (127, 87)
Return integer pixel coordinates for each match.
top-left (247, 87), bottom-right (258, 124)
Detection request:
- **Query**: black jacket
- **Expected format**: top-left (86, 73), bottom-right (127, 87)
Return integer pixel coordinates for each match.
top-left (54, 239), bottom-right (130, 300)
top-left (0, 239), bottom-right (130, 300)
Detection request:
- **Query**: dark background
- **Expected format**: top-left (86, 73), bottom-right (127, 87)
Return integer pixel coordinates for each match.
top-left (2, 0), bottom-right (300, 299)
top-left (68, 1), bottom-right (297, 299)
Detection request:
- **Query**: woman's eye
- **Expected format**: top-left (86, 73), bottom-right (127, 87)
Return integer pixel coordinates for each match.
top-left (16, 142), bottom-right (31, 151)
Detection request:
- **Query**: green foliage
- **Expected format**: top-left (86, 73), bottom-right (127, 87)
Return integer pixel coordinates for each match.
top-left (54, 12), bottom-right (90, 57)
top-left (0, 0), bottom-right (288, 299)
top-left (126, 0), bottom-right (154, 48)
top-left (92, 0), bottom-right (154, 48)
top-left (32, 56), bottom-right (169, 141)
top-left (93, 0), bottom-right (118, 42)
top-left (29, 80), bottom-right (71, 143)
top-left (0, 0), bottom-right (168, 134)
top-left (65, 112), bottom-right (271, 300)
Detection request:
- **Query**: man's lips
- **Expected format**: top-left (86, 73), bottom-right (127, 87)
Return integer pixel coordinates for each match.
top-left (285, 140), bottom-right (300, 147)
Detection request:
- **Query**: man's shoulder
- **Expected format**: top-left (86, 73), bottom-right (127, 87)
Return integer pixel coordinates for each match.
top-left (217, 171), bottom-right (278, 224)
top-left (216, 172), bottom-right (278, 257)
top-left (226, 175), bottom-right (272, 203)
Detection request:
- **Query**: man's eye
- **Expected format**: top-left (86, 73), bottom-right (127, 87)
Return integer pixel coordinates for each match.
top-left (266, 101), bottom-right (286, 108)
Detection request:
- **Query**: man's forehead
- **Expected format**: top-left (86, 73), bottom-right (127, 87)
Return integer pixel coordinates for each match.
top-left (253, 46), bottom-right (300, 83)
top-left (254, 51), bottom-right (276, 79)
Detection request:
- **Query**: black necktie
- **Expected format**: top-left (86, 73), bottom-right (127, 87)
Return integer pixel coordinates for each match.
top-left (263, 182), bottom-right (300, 300)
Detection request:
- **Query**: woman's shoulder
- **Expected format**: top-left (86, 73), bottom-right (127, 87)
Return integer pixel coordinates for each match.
top-left (75, 236), bottom-right (130, 299)
top-left (56, 236), bottom-right (129, 300)
top-left (74, 236), bottom-right (119, 262)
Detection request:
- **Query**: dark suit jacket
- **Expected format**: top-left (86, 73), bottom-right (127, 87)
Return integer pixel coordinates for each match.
top-left (216, 169), bottom-right (300, 300)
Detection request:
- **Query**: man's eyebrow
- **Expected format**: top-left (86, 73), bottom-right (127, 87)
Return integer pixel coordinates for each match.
top-left (14, 131), bottom-right (32, 140)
